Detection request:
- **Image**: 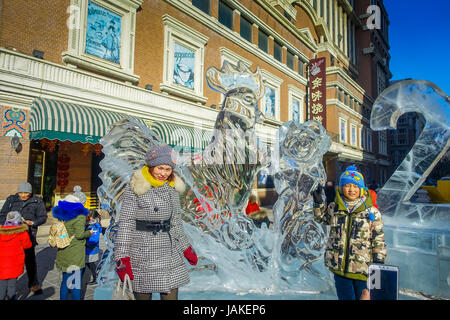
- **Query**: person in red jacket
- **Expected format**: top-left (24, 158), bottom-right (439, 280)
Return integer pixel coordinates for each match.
top-left (0, 211), bottom-right (32, 300)
top-left (245, 195), bottom-right (261, 215)
top-left (369, 189), bottom-right (379, 209)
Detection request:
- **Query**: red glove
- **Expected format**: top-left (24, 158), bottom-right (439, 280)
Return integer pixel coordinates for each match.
top-left (116, 257), bottom-right (134, 281)
top-left (183, 246), bottom-right (198, 266)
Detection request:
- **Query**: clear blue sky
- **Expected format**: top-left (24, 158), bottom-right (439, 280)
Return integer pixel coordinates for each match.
top-left (384, 0), bottom-right (450, 94)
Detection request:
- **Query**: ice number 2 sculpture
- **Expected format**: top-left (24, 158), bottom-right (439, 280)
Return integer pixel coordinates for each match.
top-left (371, 80), bottom-right (449, 227)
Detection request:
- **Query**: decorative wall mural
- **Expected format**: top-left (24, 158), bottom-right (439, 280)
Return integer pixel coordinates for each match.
top-left (85, 1), bottom-right (121, 64)
top-left (173, 42), bottom-right (195, 89)
top-left (2, 107), bottom-right (26, 138)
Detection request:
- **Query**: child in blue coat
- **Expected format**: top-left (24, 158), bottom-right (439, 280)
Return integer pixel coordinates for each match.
top-left (85, 210), bottom-right (102, 285)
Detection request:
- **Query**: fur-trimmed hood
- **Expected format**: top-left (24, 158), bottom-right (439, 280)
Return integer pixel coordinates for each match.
top-left (52, 201), bottom-right (89, 221)
top-left (0, 224), bottom-right (28, 235)
top-left (130, 168), bottom-right (186, 196)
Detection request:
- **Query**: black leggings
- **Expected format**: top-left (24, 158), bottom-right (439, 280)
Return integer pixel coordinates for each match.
top-left (24, 246), bottom-right (39, 288)
top-left (86, 262), bottom-right (97, 280)
top-left (133, 288), bottom-right (178, 300)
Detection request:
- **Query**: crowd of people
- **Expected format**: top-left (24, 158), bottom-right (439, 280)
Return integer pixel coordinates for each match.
top-left (0, 143), bottom-right (385, 301)
top-left (0, 183), bottom-right (103, 300)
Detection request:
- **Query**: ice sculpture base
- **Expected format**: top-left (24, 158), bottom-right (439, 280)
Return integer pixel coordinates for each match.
top-left (384, 222), bottom-right (450, 299)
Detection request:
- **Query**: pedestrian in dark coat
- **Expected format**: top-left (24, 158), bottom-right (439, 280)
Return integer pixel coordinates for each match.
top-left (0, 182), bottom-right (47, 295)
top-left (52, 194), bottom-right (93, 300)
top-left (114, 145), bottom-right (198, 300)
top-left (0, 211), bottom-right (32, 300)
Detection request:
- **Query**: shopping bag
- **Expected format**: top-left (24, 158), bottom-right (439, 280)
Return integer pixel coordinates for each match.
top-left (111, 274), bottom-right (135, 300)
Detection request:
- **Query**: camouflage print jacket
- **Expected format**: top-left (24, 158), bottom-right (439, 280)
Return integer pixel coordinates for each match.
top-left (313, 191), bottom-right (386, 281)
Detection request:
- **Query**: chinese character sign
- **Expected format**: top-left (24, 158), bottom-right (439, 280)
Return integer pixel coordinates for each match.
top-left (85, 1), bottom-right (122, 64)
top-left (309, 58), bottom-right (326, 126)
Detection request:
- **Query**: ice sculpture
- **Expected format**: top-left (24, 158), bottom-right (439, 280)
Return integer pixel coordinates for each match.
top-left (271, 120), bottom-right (331, 287)
top-left (371, 80), bottom-right (450, 298)
top-left (175, 60), bottom-right (268, 234)
top-left (371, 80), bottom-right (450, 227)
top-left (94, 61), bottom-right (334, 298)
top-left (174, 61), bottom-right (274, 285)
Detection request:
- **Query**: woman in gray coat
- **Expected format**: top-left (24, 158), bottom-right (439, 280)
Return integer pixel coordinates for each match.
top-left (114, 145), bottom-right (198, 300)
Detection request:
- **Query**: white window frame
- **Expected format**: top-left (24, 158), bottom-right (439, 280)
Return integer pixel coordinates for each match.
top-left (261, 70), bottom-right (283, 122)
top-left (358, 126), bottom-right (362, 148)
top-left (288, 85), bottom-right (305, 123)
top-left (63, 0), bottom-right (142, 83)
top-left (220, 47), bottom-right (252, 69)
top-left (350, 121), bottom-right (357, 146)
top-left (160, 14), bottom-right (209, 104)
top-left (339, 117), bottom-right (348, 143)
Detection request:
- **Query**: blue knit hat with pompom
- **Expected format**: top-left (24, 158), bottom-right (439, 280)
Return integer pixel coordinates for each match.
top-left (339, 165), bottom-right (366, 192)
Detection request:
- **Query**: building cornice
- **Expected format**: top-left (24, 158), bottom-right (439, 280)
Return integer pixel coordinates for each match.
top-left (0, 47), bottom-right (284, 144)
top-left (327, 98), bottom-right (362, 120)
top-left (267, 0), bottom-right (298, 21)
top-left (0, 47), bottom-right (217, 127)
top-left (327, 81), bottom-right (363, 105)
top-left (326, 66), bottom-right (366, 96)
top-left (329, 141), bottom-right (364, 161)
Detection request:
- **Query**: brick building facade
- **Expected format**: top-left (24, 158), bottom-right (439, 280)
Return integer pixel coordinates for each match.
top-left (0, 0), bottom-right (392, 207)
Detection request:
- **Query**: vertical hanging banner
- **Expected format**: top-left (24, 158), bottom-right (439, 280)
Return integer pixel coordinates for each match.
top-left (309, 57), bottom-right (327, 127)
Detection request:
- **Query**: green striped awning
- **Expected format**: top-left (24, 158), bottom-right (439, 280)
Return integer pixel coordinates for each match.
top-left (29, 97), bottom-right (145, 144)
top-left (149, 121), bottom-right (212, 152)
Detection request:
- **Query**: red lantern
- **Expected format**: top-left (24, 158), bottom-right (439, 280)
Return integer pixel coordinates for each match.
top-left (47, 140), bottom-right (57, 153)
top-left (93, 143), bottom-right (103, 156)
top-left (81, 143), bottom-right (90, 156)
top-left (40, 138), bottom-right (49, 149)
top-left (56, 147), bottom-right (70, 193)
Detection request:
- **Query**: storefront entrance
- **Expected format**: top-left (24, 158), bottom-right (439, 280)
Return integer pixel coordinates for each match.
top-left (27, 139), bottom-right (104, 210)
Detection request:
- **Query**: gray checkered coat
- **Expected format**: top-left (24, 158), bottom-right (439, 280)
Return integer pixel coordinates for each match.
top-left (114, 169), bottom-right (191, 293)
